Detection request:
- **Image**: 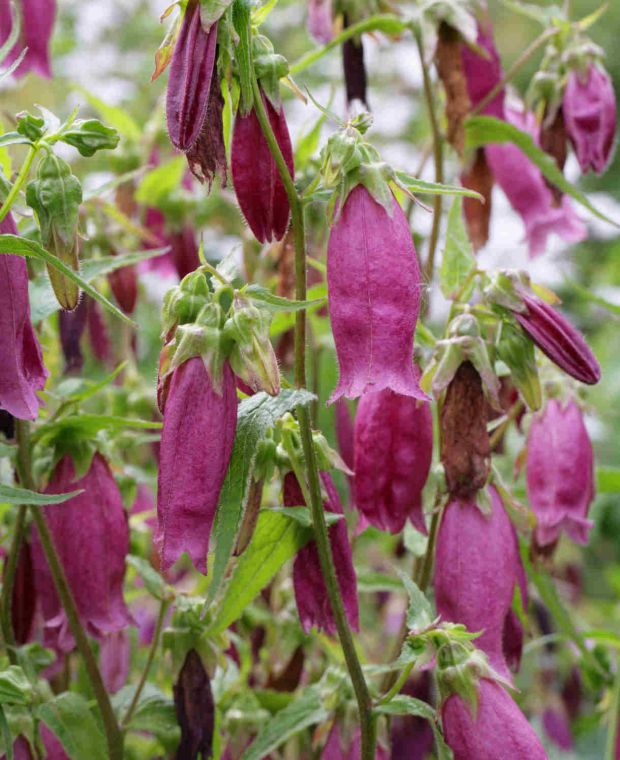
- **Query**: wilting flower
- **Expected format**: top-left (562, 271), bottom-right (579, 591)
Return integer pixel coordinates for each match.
top-left (327, 186), bottom-right (426, 402)
top-left (563, 63), bottom-right (616, 175)
top-left (485, 107), bottom-right (586, 257)
top-left (307, 0), bottom-right (333, 44)
top-left (100, 629), bottom-right (130, 694)
top-left (526, 398), bottom-right (594, 547)
top-left (434, 488), bottom-right (525, 681)
top-left (157, 357), bottom-right (237, 574)
top-left (231, 91), bottom-right (294, 243)
top-left (0, 214), bottom-right (48, 420)
top-left (354, 389), bottom-right (432, 534)
top-left (31, 454), bottom-right (132, 652)
top-left (442, 678), bottom-right (547, 760)
top-left (512, 291), bottom-right (600, 385)
top-left (0, 0), bottom-right (56, 79)
top-left (284, 472), bottom-right (358, 635)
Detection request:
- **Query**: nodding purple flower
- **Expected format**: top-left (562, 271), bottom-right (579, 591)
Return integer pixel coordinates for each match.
top-left (526, 398), bottom-right (594, 547)
top-left (460, 20), bottom-right (505, 119)
top-left (485, 107), bottom-right (586, 257)
top-left (442, 678), bottom-right (547, 760)
top-left (10, 725), bottom-right (68, 760)
top-left (284, 472), bottom-right (359, 635)
top-left (31, 454), bottom-right (132, 652)
top-left (353, 389), bottom-right (432, 534)
top-left (108, 259), bottom-right (138, 315)
top-left (100, 629), bottom-right (130, 694)
top-left (0, 0), bottom-right (56, 79)
top-left (59, 297), bottom-right (88, 373)
top-left (86, 299), bottom-right (112, 365)
top-left (563, 63), bottom-right (616, 175)
top-left (231, 91), bottom-right (294, 243)
top-left (513, 291), bottom-right (600, 385)
top-left (327, 185), bottom-right (426, 402)
top-left (156, 357), bottom-right (237, 574)
top-left (543, 707), bottom-right (573, 751)
top-left (434, 488), bottom-right (525, 682)
top-left (0, 214), bottom-right (48, 420)
top-left (9, 541), bottom-right (36, 645)
top-left (307, 0), bottom-right (333, 44)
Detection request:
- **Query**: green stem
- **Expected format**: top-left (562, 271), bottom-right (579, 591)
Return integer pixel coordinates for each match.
top-left (379, 659), bottom-right (416, 705)
top-left (605, 657), bottom-right (620, 760)
top-left (122, 599), bottom-right (169, 730)
top-left (14, 421), bottom-right (123, 760)
top-left (250, 73), bottom-right (376, 760)
top-left (415, 504), bottom-right (441, 593)
top-left (0, 505), bottom-right (27, 662)
top-left (0, 145), bottom-right (38, 224)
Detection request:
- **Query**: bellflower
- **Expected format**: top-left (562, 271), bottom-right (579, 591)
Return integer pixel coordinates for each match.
top-left (0, 214), bottom-right (48, 420)
top-left (156, 357), bottom-right (237, 574)
top-left (354, 389), bottom-right (432, 534)
top-left (460, 21), bottom-right (505, 118)
top-left (442, 678), bottom-right (547, 760)
top-left (0, 0), bottom-right (56, 79)
top-left (284, 472), bottom-right (358, 635)
top-left (100, 629), bottom-right (130, 694)
top-left (526, 398), bottom-right (594, 547)
top-left (59, 297), bottom-right (88, 373)
top-left (327, 185), bottom-right (426, 402)
top-left (31, 454), bottom-right (132, 652)
top-left (563, 63), bottom-right (616, 175)
top-left (434, 488), bottom-right (525, 681)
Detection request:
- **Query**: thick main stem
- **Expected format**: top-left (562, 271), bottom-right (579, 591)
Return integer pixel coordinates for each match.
top-left (250, 76), bottom-right (376, 758)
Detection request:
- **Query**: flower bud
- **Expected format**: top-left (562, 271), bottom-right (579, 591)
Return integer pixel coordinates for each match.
top-left (0, 214), bottom-right (48, 420)
top-left (59, 296), bottom-right (88, 373)
top-left (435, 22), bottom-right (471, 155)
top-left (108, 258), bottom-right (138, 315)
top-left (0, 0), bottom-right (56, 79)
top-left (434, 488), bottom-right (525, 681)
top-left (156, 357), bottom-right (237, 573)
top-left (327, 185), bottom-right (426, 402)
top-left (284, 472), bottom-right (359, 635)
top-left (526, 398), bottom-right (594, 547)
top-left (9, 541), bottom-right (36, 645)
top-left (354, 389), bottom-right (432, 534)
top-left (173, 649), bottom-right (215, 760)
top-left (31, 454), bottom-right (132, 652)
top-left (563, 63), bottom-right (616, 175)
top-left (342, 13), bottom-right (368, 111)
top-left (231, 90), bottom-right (294, 243)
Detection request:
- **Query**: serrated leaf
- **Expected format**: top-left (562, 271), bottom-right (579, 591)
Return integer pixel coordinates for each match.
top-left (0, 484), bottom-right (83, 506)
top-left (127, 555), bottom-right (169, 601)
top-left (37, 693), bottom-right (107, 760)
top-left (241, 686), bottom-right (328, 760)
top-left (206, 388), bottom-right (315, 605)
top-left (464, 116), bottom-right (620, 228)
top-left (440, 197), bottom-right (476, 300)
top-left (395, 172), bottom-right (483, 200)
top-left (0, 234), bottom-right (132, 326)
top-left (0, 667), bottom-right (32, 706)
top-left (207, 511), bottom-right (311, 635)
top-left (72, 86), bottom-right (142, 142)
top-left (244, 285), bottom-right (326, 312)
top-left (397, 569), bottom-right (433, 632)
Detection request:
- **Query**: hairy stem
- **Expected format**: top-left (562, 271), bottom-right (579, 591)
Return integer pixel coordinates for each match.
top-left (0, 145), bottom-right (38, 224)
top-left (250, 74), bottom-right (376, 759)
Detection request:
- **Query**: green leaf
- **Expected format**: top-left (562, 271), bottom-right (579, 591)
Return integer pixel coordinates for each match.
top-left (72, 86), bottom-right (142, 142)
top-left (241, 686), bottom-right (328, 760)
top-left (0, 667), bottom-right (32, 706)
top-left (464, 116), bottom-right (620, 228)
top-left (206, 388), bottom-right (315, 605)
top-left (397, 569), bottom-right (433, 632)
top-left (0, 234), bottom-right (133, 326)
top-left (268, 506), bottom-right (343, 528)
top-left (32, 414), bottom-right (161, 446)
top-left (200, 0), bottom-right (234, 28)
top-left (112, 684), bottom-right (178, 740)
top-left (375, 694), bottom-right (435, 719)
top-left (395, 172), bottom-right (483, 200)
top-left (440, 197), bottom-right (476, 300)
top-left (207, 510), bottom-right (311, 635)
top-left (232, 0), bottom-right (254, 115)
top-left (596, 467), bottom-right (620, 494)
top-left (565, 280), bottom-right (620, 317)
top-left (59, 119), bottom-right (120, 157)
top-left (134, 157), bottom-right (186, 206)
top-left (0, 484), bottom-right (82, 506)
top-left (127, 555), bottom-right (169, 601)
top-left (244, 284), bottom-right (326, 312)
top-left (0, 132), bottom-right (32, 149)
top-left (0, 706), bottom-right (12, 760)
top-left (37, 693), bottom-right (107, 760)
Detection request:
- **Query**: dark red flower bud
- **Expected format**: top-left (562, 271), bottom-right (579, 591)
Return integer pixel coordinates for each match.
top-left (173, 649), bottom-right (215, 760)
top-left (59, 297), bottom-right (88, 373)
top-left (108, 260), bottom-right (138, 315)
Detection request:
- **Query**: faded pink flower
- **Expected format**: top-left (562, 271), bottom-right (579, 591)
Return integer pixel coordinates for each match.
top-left (307, 0), bottom-right (333, 44)
top-left (100, 629), bottom-right (130, 694)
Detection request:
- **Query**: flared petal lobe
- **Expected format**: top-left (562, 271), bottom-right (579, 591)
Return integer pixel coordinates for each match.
top-left (526, 398), bottom-right (594, 546)
top-left (284, 472), bottom-right (358, 635)
top-left (460, 22), bottom-right (505, 118)
top-left (0, 215), bottom-right (48, 420)
top-left (354, 389), bottom-right (432, 534)
top-left (327, 186), bottom-right (426, 402)
top-left (0, 0), bottom-right (56, 78)
top-left (231, 93), bottom-right (294, 243)
top-left (31, 454), bottom-right (132, 652)
top-left (156, 357), bottom-right (237, 574)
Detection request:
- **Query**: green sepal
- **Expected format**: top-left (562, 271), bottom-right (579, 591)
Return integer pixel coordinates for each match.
top-left (496, 320), bottom-right (542, 411)
top-left (16, 112), bottom-right (46, 142)
top-left (252, 35), bottom-right (288, 111)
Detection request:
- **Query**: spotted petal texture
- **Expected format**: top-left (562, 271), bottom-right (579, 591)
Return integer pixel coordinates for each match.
top-left (327, 186), bottom-right (426, 402)
top-left (156, 357), bottom-right (237, 574)
top-left (526, 398), bottom-right (594, 546)
top-left (0, 214), bottom-right (48, 419)
top-left (354, 389), bottom-right (432, 534)
top-left (32, 454), bottom-right (132, 652)
top-left (442, 678), bottom-right (547, 760)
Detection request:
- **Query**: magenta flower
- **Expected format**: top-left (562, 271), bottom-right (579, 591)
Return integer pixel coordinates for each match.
top-left (486, 107), bottom-right (586, 257)
top-left (86, 299), bottom-right (112, 364)
top-left (442, 678), bottom-right (547, 760)
top-left (563, 64), bottom-right (616, 175)
top-left (434, 488), bottom-right (524, 681)
top-left (460, 21), bottom-right (505, 118)
top-left (108, 260), bottom-right (138, 315)
top-left (327, 186), bottom-right (426, 402)
top-left (543, 707), bottom-right (573, 751)
top-left (231, 91), bottom-right (294, 243)
top-left (354, 389), bottom-right (432, 534)
top-left (0, 214), bottom-right (48, 420)
top-left (526, 398), bottom-right (594, 547)
top-left (513, 291), bottom-right (600, 385)
top-left (156, 357), bottom-right (237, 574)
top-left (307, 0), bottom-right (333, 44)
top-left (284, 472), bottom-right (359, 635)
top-left (100, 629), bottom-right (130, 694)
top-left (10, 726), bottom-right (68, 760)
top-left (0, 0), bottom-right (56, 79)
top-left (31, 454), bottom-right (132, 652)
top-left (59, 297), bottom-right (88, 373)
